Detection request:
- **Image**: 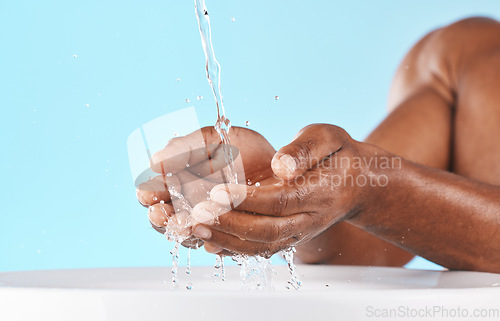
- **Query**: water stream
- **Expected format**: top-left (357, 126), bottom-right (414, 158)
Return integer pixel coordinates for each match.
top-left (163, 0), bottom-right (301, 290)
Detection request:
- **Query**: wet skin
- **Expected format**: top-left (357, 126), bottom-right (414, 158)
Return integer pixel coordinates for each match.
top-left (137, 17), bottom-right (500, 273)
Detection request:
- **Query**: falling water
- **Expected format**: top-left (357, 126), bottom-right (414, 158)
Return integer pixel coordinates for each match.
top-left (192, 0), bottom-right (301, 290)
top-left (194, 0), bottom-right (237, 185)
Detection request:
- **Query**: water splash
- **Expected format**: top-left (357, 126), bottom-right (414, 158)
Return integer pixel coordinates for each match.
top-left (232, 254), bottom-right (275, 290)
top-left (283, 247), bottom-right (302, 290)
top-left (189, 0), bottom-right (301, 290)
top-left (186, 248), bottom-right (191, 275)
top-left (170, 242), bottom-right (181, 288)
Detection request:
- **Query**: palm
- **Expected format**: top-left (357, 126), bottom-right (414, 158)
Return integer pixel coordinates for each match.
top-left (137, 126), bottom-right (278, 246)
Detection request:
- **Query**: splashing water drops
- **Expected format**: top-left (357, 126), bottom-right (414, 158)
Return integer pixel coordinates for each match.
top-left (186, 248), bottom-right (191, 275)
top-left (283, 247), bottom-right (302, 290)
top-left (170, 242), bottom-right (181, 288)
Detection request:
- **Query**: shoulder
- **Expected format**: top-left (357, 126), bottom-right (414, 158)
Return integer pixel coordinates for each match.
top-left (388, 17), bottom-right (500, 110)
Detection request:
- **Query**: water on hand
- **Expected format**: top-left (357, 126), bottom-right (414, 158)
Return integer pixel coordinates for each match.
top-left (192, 0), bottom-right (301, 290)
top-left (155, 0), bottom-right (301, 290)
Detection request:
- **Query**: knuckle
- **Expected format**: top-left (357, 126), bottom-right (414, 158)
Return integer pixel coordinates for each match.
top-left (263, 222), bottom-right (281, 243)
top-left (272, 189), bottom-right (290, 215)
top-left (273, 185), bottom-right (307, 216)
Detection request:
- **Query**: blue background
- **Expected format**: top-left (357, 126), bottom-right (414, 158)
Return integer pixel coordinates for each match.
top-left (1, 0), bottom-right (499, 272)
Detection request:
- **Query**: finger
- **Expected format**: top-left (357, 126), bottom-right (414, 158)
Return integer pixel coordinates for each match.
top-left (202, 243), bottom-right (234, 257)
top-left (150, 127), bottom-right (220, 174)
top-left (209, 182), bottom-right (307, 216)
top-left (204, 242), bottom-right (224, 254)
top-left (271, 124), bottom-right (347, 180)
top-left (191, 205), bottom-right (310, 243)
top-left (175, 170), bottom-right (218, 205)
top-left (136, 175), bottom-right (180, 206)
top-left (185, 143), bottom-right (241, 181)
top-left (181, 237), bottom-right (204, 250)
top-left (164, 211), bottom-right (192, 241)
top-left (193, 226), bottom-right (297, 257)
top-left (147, 202), bottom-right (175, 228)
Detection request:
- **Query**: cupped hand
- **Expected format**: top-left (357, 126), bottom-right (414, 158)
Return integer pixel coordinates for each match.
top-left (190, 124), bottom-right (386, 256)
top-left (135, 126), bottom-right (277, 248)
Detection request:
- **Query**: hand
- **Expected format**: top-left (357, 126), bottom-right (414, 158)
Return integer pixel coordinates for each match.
top-left (190, 124), bottom-right (387, 256)
top-left (135, 126), bottom-right (277, 249)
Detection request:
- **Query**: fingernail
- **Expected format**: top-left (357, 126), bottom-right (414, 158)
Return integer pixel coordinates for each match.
top-left (279, 154), bottom-right (296, 173)
top-left (148, 206), bottom-right (167, 227)
top-left (192, 208), bottom-right (215, 225)
top-left (211, 188), bottom-right (232, 205)
top-left (193, 225), bottom-right (212, 239)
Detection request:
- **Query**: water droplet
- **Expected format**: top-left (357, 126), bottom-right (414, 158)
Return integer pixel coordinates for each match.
top-left (347, 279), bottom-right (351, 283)
top-left (176, 77), bottom-right (181, 82)
top-left (85, 104), bottom-right (90, 108)
top-left (186, 282), bottom-right (193, 290)
top-left (166, 173), bottom-right (172, 177)
top-left (185, 99), bottom-right (190, 103)
top-left (274, 95), bottom-right (279, 100)
top-left (231, 17), bottom-right (236, 22)
top-left (196, 95), bottom-right (203, 100)
top-left (153, 196), bottom-right (158, 201)
top-left (255, 182), bottom-right (260, 187)
top-left (245, 120), bottom-right (250, 126)
top-left (73, 54), bottom-right (78, 58)
top-left (186, 163), bottom-right (190, 167)
top-left (160, 200), bottom-right (165, 204)
top-left (36, 249), bottom-right (41, 254)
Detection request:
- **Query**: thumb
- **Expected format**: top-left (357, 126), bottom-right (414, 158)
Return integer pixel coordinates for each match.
top-left (271, 124), bottom-right (345, 180)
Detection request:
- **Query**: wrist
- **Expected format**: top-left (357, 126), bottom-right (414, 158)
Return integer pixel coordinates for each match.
top-left (344, 142), bottom-right (400, 222)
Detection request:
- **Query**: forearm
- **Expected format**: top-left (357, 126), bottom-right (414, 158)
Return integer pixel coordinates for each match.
top-left (348, 156), bottom-right (500, 273)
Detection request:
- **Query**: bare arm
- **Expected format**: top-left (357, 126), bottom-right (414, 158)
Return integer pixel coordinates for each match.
top-left (347, 153), bottom-right (500, 273)
top-left (295, 17), bottom-right (500, 266)
top-left (187, 18), bottom-right (500, 272)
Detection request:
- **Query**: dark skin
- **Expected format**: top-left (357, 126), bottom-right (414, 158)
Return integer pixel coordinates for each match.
top-left (137, 17), bottom-right (500, 273)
